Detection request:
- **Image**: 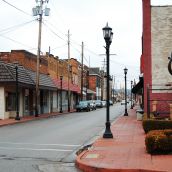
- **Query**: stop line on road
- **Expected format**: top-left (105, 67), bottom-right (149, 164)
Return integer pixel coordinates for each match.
top-left (0, 142), bottom-right (81, 152)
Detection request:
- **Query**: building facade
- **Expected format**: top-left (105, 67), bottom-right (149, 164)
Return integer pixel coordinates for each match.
top-left (137, 0), bottom-right (172, 115)
top-left (0, 50), bottom-right (106, 119)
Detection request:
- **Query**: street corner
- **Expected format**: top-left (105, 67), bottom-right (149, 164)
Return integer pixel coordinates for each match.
top-left (75, 149), bottom-right (103, 172)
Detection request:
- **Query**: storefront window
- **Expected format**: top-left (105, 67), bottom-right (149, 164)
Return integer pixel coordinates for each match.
top-left (43, 91), bottom-right (48, 106)
top-left (5, 92), bottom-right (16, 111)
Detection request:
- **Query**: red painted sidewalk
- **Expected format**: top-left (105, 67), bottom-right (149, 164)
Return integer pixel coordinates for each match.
top-left (76, 109), bottom-right (172, 172)
top-left (0, 110), bottom-right (76, 127)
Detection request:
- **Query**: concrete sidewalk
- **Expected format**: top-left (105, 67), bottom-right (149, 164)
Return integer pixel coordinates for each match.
top-left (76, 109), bottom-right (172, 172)
top-left (0, 110), bottom-right (76, 127)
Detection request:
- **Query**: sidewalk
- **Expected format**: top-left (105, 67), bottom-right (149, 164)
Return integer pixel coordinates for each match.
top-left (0, 110), bottom-right (76, 127)
top-left (76, 108), bottom-right (172, 172)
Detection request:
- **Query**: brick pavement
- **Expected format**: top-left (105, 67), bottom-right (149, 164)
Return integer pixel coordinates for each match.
top-left (76, 109), bottom-right (172, 172)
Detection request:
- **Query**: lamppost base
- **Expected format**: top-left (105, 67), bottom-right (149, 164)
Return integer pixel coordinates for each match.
top-left (60, 110), bottom-right (63, 113)
top-left (124, 112), bottom-right (128, 116)
top-left (130, 106), bottom-right (133, 109)
top-left (103, 122), bottom-right (113, 138)
top-left (15, 116), bottom-right (20, 120)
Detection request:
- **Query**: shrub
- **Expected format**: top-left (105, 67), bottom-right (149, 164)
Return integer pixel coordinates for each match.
top-left (142, 119), bottom-right (172, 133)
top-left (145, 129), bottom-right (172, 154)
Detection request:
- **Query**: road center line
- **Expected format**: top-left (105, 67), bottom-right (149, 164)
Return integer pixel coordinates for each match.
top-left (0, 146), bottom-right (73, 152)
top-left (0, 142), bottom-right (80, 147)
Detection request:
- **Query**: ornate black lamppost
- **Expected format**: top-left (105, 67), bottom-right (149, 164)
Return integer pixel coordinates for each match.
top-left (130, 80), bottom-right (133, 109)
top-left (124, 67), bottom-right (128, 116)
top-left (102, 23), bottom-right (113, 138)
top-left (15, 65), bottom-right (20, 120)
top-left (60, 76), bottom-right (63, 113)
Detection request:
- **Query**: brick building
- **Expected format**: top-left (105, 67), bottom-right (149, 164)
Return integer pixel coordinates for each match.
top-left (0, 50), bottom-right (57, 119)
top-left (89, 67), bottom-right (102, 100)
top-left (0, 49), bottom-right (107, 119)
top-left (134, 0), bottom-right (172, 116)
top-left (0, 50), bottom-right (82, 119)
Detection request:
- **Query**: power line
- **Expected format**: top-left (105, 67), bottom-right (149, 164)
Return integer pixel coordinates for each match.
top-left (49, 1), bottom-right (68, 30)
top-left (110, 59), bottom-right (140, 68)
top-left (42, 22), bottom-right (67, 42)
top-left (0, 19), bottom-right (36, 35)
top-left (51, 44), bottom-right (67, 51)
top-left (44, 20), bottom-right (67, 38)
top-left (0, 34), bottom-right (36, 49)
top-left (44, 20), bottom-right (100, 59)
top-left (2, 0), bottom-right (32, 16)
top-left (84, 46), bottom-right (99, 56)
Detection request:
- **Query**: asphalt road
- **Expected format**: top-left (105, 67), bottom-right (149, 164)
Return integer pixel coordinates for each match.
top-left (0, 103), bottom-right (125, 172)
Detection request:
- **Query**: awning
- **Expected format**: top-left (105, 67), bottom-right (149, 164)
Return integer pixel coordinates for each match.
top-left (132, 77), bottom-right (143, 94)
top-left (0, 61), bottom-right (57, 90)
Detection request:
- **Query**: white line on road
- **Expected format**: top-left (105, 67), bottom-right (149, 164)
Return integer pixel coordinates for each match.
top-left (0, 142), bottom-right (80, 147)
top-left (0, 146), bottom-right (73, 152)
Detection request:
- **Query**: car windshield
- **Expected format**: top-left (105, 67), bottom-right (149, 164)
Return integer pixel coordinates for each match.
top-left (96, 100), bottom-right (101, 103)
top-left (88, 100), bottom-right (93, 103)
top-left (79, 101), bottom-right (87, 105)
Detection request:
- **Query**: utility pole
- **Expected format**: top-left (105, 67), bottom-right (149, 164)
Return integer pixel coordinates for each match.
top-left (81, 42), bottom-right (84, 101)
top-left (67, 30), bottom-right (71, 112)
top-left (32, 0), bottom-right (50, 117)
top-left (100, 54), bottom-right (116, 101)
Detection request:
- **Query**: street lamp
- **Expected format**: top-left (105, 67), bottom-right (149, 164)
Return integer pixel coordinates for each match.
top-left (124, 67), bottom-right (128, 116)
top-left (60, 76), bottom-right (63, 113)
top-left (15, 65), bottom-right (20, 120)
top-left (102, 23), bottom-right (113, 139)
top-left (130, 80), bottom-right (133, 109)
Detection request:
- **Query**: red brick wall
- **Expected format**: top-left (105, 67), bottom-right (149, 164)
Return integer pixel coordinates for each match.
top-left (89, 76), bottom-right (96, 92)
top-left (0, 50), bottom-right (48, 74)
top-left (142, 0), bottom-right (151, 113)
top-left (150, 93), bottom-right (172, 113)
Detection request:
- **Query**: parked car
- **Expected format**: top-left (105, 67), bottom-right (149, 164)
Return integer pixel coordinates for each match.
top-left (109, 100), bottom-right (113, 106)
top-left (87, 100), bottom-right (96, 110)
top-left (102, 100), bottom-right (106, 107)
top-left (121, 100), bottom-right (126, 105)
top-left (76, 101), bottom-right (91, 112)
top-left (121, 100), bottom-right (129, 105)
top-left (95, 100), bottom-right (103, 108)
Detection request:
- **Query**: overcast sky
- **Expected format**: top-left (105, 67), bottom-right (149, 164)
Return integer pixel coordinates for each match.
top-left (0, 0), bottom-right (172, 89)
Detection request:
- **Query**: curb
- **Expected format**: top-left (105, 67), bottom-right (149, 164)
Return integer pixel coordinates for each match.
top-left (75, 151), bottom-right (165, 172)
top-left (0, 110), bottom-right (76, 127)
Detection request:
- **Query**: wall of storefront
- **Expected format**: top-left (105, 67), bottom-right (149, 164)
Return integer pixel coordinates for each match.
top-left (53, 91), bottom-right (58, 112)
top-left (0, 87), bottom-right (5, 119)
top-left (142, 0), bottom-right (172, 113)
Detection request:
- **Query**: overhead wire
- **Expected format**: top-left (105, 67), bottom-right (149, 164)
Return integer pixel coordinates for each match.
top-left (0, 19), bottom-right (36, 35)
top-left (44, 3), bottom-right (100, 62)
top-left (51, 44), bottom-right (68, 51)
top-left (42, 21), bottom-right (67, 42)
top-left (49, 0), bottom-right (68, 30)
top-left (2, 0), bottom-right (32, 17)
top-left (0, 34), bottom-right (36, 50)
top-left (0, 18), bottom-right (37, 51)
top-left (2, 0), bottom-right (140, 80)
top-left (43, 20), bottom-right (67, 38)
